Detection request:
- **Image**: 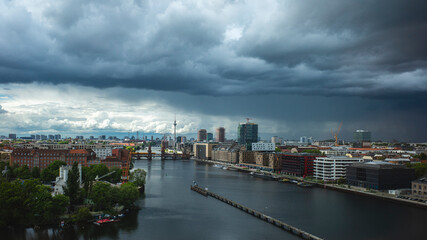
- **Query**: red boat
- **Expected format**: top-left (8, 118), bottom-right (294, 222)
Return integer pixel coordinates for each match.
top-left (94, 218), bottom-right (120, 226)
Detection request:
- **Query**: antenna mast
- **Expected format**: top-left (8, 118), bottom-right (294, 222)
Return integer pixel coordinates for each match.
top-left (174, 114), bottom-right (177, 153)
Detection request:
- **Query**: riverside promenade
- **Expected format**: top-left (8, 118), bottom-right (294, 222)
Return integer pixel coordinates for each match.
top-left (194, 158), bottom-right (427, 210)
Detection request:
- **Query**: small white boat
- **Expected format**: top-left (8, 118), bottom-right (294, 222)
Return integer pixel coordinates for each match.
top-left (213, 164), bottom-right (223, 168)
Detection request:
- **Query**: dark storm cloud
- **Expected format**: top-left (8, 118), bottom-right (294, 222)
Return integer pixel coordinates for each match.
top-left (0, 0), bottom-right (426, 97)
top-left (1, 0), bottom-right (427, 141)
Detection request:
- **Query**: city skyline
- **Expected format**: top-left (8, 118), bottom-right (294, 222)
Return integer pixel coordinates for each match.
top-left (1, 1), bottom-right (427, 142)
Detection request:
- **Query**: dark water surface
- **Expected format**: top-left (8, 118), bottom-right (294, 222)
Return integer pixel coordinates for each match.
top-left (4, 160), bottom-right (427, 240)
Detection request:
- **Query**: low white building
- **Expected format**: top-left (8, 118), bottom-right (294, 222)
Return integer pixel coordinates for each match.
top-left (314, 157), bottom-right (364, 181)
top-left (93, 147), bottom-right (113, 160)
top-left (252, 142), bottom-right (275, 151)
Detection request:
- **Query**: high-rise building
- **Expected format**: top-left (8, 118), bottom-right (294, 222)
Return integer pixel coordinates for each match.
top-left (272, 136), bottom-right (278, 144)
top-left (216, 127), bottom-right (225, 142)
top-left (237, 121), bottom-right (258, 150)
top-left (207, 133), bottom-right (213, 141)
top-left (197, 129), bottom-right (207, 142)
top-left (300, 136), bottom-right (307, 143)
top-left (48, 135), bottom-right (55, 140)
top-left (8, 134), bottom-right (16, 140)
top-left (353, 130), bottom-right (371, 142)
top-left (182, 136), bottom-right (187, 143)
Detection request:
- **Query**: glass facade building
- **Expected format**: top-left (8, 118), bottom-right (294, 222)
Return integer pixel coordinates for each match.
top-left (237, 123), bottom-right (258, 150)
top-left (353, 130), bottom-right (371, 142)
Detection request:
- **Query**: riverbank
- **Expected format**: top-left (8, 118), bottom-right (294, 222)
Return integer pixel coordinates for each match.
top-left (194, 158), bottom-right (427, 210)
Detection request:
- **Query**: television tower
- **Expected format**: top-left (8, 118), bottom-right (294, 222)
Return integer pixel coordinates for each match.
top-left (173, 114), bottom-right (177, 152)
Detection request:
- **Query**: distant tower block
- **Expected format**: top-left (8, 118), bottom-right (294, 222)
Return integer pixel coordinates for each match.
top-left (216, 127), bottom-right (225, 142)
top-left (197, 129), bottom-right (207, 142)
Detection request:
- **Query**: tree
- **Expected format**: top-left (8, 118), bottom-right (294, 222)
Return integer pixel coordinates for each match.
top-left (410, 163), bottom-right (427, 178)
top-left (41, 160), bottom-right (66, 182)
top-left (72, 207), bottom-right (92, 223)
top-left (118, 182), bottom-right (139, 209)
top-left (14, 165), bottom-right (31, 179)
top-left (337, 177), bottom-right (346, 185)
top-left (31, 166), bottom-right (40, 179)
top-left (0, 179), bottom-right (69, 227)
top-left (106, 167), bottom-right (123, 183)
top-left (64, 162), bottom-right (81, 205)
top-left (41, 168), bottom-right (56, 182)
top-left (415, 153), bottom-right (427, 160)
top-left (130, 169), bottom-right (146, 187)
top-left (126, 146), bottom-right (135, 152)
top-left (89, 164), bottom-right (109, 181)
top-left (90, 182), bottom-right (113, 211)
top-left (0, 180), bottom-right (28, 226)
top-left (50, 194), bottom-right (69, 218)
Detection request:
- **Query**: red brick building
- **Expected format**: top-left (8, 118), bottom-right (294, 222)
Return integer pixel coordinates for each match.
top-left (279, 153), bottom-right (320, 177)
top-left (11, 149), bottom-right (96, 169)
top-left (99, 149), bottom-right (130, 169)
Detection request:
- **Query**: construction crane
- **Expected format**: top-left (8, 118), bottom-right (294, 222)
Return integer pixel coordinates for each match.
top-left (95, 171), bottom-right (115, 181)
top-left (332, 122), bottom-right (343, 146)
top-left (121, 151), bottom-right (132, 183)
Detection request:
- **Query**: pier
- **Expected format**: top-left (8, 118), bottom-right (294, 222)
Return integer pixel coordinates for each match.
top-left (190, 185), bottom-right (323, 240)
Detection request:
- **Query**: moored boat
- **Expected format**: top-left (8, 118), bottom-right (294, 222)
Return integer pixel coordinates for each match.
top-left (94, 216), bottom-right (121, 226)
top-left (297, 182), bottom-right (314, 188)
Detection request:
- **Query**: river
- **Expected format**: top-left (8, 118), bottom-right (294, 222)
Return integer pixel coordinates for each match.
top-left (3, 159), bottom-right (427, 240)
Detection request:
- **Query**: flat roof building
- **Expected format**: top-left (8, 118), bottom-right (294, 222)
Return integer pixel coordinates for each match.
top-left (353, 130), bottom-right (371, 143)
top-left (314, 157), bottom-right (363, 181)
top-left (346, 162), bottom-right (415, 190)
top-left (216, 127), bottom-right (225, 142)
top-left (412, 177), bottom-right (427, 199)
top-left (237, 122), bottom-right (258, 150)
top-left (279, 153), bottom-right (320, 177)
top-left (197, 129), bottom-right (207, 142)
top-left (193, 143), bottom-right (218, 160)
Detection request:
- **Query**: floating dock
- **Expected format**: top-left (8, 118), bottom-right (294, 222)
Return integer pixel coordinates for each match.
top-left (191, 185), bottom-right (323, 240)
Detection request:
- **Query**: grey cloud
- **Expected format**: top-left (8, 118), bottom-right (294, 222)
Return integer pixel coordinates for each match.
top-left (0, 105), bottom-right (6, 114)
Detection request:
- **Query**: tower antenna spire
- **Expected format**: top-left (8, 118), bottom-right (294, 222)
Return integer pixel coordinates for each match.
top-left (174, 113), bottom-right (177, 153)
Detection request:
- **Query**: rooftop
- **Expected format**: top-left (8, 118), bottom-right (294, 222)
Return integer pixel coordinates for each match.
top-left (350, 161), bottom-right (411, 169)
top-left (413, 177), bottom-right (427, 184)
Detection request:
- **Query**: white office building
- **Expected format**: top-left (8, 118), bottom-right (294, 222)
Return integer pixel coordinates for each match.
top-left (252, 142), bottom-right (275, 151)
top-left (314, 157), bottom-right (364, 181)
top-left (93, 147), bottom-right (113, 160)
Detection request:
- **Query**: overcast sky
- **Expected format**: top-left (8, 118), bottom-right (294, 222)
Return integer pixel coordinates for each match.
top-left (1, 0), bottom-right (426, 142)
